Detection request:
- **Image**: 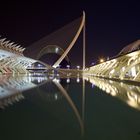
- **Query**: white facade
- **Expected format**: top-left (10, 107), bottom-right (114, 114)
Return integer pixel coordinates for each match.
top-left (0, 38), bottom-right (45, 74)
top-left (86, 40), bottom-right (140, 82)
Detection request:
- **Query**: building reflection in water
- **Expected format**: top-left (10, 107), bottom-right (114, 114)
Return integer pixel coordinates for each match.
top-left (0, 74), bottom-right (48, 109)
top-left (0, 74), bottom-right (84, 136)
top-left (1, 74), bottom-right (140, 138)
top-left (85, 76), bottom-right (140, 110)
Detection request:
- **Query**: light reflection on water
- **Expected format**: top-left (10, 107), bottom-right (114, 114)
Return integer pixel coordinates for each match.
top-left (85, 76), bottom-right (140, 110)
top-left (0, 74), bottom-right (140, 139)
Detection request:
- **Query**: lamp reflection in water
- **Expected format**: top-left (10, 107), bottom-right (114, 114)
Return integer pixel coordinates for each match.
top-left (84, 76), bottom-right (140, 110)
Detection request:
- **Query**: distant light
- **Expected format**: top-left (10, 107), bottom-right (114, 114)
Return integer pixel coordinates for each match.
top-left (91, 62), bottom-right (95, 65)
top-left (76, 65), bottom-right (80, 69)
top-left (99, 58), bottom-right (105, 63)
top-left (55, 48), bottom-right (59, 53)
top-left (66, 65), bottom-right (70, 69)
top-left (37, 63), bottom-right (42, 67)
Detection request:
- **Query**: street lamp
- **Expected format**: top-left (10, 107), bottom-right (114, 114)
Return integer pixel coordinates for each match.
top-left (76, 65), bottom-right (80, 77)
top-left (66, 65), bottom-right (70, 69)
top-left (76, 65), bottom-right (80, 70)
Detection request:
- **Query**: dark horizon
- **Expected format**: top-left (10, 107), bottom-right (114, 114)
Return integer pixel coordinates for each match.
top-left (0, 0), bottom-right (140, 66)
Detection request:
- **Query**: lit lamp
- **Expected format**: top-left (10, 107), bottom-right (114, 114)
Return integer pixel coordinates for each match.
top-left (76, 66), bottom-right (80, 77)
top-left (76, 65), bottom-right (80, 70)
top-left (66, 65), bottom-right (70, 69)
top-left (99, 58), bottom-right (105, 63)
top-left (38, 63), bottom-right (41, 67)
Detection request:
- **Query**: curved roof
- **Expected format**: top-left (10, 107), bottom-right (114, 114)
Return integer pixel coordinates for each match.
top-left (118, 40), bottom-right (140, 55)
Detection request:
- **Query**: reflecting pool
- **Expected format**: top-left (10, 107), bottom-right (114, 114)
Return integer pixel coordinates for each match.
top-left (0, 74), bottom-right (140, 140)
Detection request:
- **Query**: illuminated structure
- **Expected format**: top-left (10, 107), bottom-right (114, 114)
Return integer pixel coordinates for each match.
top-left (2, 11), bottom-right (140, 84)
top-left (0, 12), bottom-right (86, 74)
top-left (24, 12), bottom-right (86, 69)
top-left (0, 38), bottom-right (49, 74)
top-left (86, 40), bottom-right (140, 82)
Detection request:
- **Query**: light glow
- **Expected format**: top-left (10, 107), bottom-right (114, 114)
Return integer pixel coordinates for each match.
top-left (99, 58), bottom-right (105, 63)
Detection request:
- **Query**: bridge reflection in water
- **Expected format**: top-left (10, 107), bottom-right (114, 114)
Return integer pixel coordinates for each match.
top-left (1, 75), bottom-right (140, 139)
top-left (0, 74), bottom-right (84, 138)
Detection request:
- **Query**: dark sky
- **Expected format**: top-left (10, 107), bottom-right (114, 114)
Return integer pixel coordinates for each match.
top-left (0, 0), bottom-right (140, 66)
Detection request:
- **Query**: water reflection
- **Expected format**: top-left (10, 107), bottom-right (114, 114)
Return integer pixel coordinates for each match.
top-left (85, 76), bottom-right (140, 110)
top-left (0, 74), bottom-right (48, 109)
top-left (53, 78), bottom-right (84, 135)
top-left (1, 75), bottom-right (140, 139)
top-left (0, 74), bottom-right (84, 136)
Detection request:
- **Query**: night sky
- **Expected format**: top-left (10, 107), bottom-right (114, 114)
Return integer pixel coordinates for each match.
top-left (0, 0), bottom-right (140, 66)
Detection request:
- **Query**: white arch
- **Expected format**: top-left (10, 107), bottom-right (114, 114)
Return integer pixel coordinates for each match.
top-left (53, 11), bottom-right (86, 68)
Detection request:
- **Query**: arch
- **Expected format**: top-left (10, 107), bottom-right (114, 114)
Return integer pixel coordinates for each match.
top-left (37, 45), bottom-right (70, 63)
top-left (53, 11), bottom-right (85, 68)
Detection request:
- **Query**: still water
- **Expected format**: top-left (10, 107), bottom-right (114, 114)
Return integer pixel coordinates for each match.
top-left (0, 74), bottom-right (140, 140)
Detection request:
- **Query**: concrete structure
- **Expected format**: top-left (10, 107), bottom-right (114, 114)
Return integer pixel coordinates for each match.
top-left (0, 12), bottom-right (86, 74)
top-left (0, 38), bottom-right (49, 74)
top-left (85, 40), bottom-right (140, 82)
